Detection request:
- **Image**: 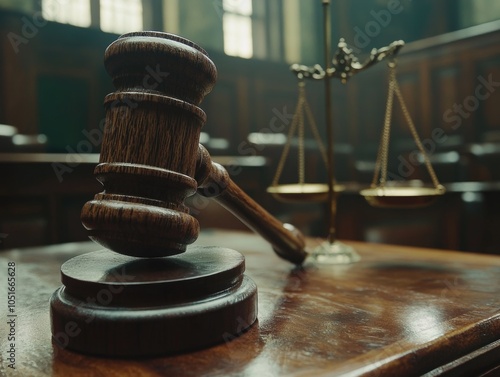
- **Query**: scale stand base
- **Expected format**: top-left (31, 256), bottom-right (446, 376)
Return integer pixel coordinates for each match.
top-left (308, 240), bottom-right (360, 264)
top-left (50, 246), bottom-right (257, 357)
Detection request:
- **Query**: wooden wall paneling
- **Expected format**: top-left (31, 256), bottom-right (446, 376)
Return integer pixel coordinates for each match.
top-left (430, 63), bottom-right (462, 140)
top-left (37, 47), bottom-right (107, 145)
top-left (0, 11), bottom-right (117, 140)
top-left (340, 71), bottom-right (383, 184)
top-left (458, 51), bottom-right (482, 143)
top-left (205, 53), bottom-right (296, 153)
top-left (0, 158), bottom-right (101, 248)
top-left (253, 77), bottom-right (295, 134)
top-left (331, 82), bottom-right (349, 142)
top-left (398, 23), bottom-right (500, 145)
top-left (252, 76), bottom-right (296, 185)
top-left (418, 59), bottom-right (432, 138)
top-left (0, 29), bottom-right (9, 123)
top-left (36, 74), bottom-right (90, 152)
top-left (345, 79), bottom-right (360, 148)
top-left (422, 61), bottom-right (468, 182)
top-left (0, 162), bottom-right (51, 248)
top-left (47, 192), bottom-right (59, 243)
top-left (0, 16), bottom-right (6, 119)
top-left (87, 75), bottom-right (107, 153)
top-left (475, 57), bottom-right (500, 138)
top-left (0, 47), bottom-right (15, 128)
top-left (337, 79), bottom-right (364, 182)
top-left (34, 38), bottom-right (111, 151)
top-left (292, 79), bottom-right (326, 172)
top-left (0, 16), bottom-right (38, 134)
top-left (0, 196), bottom-right (50, 249)
top-left (461, 54), bottom-right (500, 181)
top-left (350, 66), bottom-right (386, 157)
top-left (325, 83), bottom-right (352, 182)
top-left (235, 76), bottom-right (251, 146)
top-left (202, 74), bottom-right (243, 151)
top-left (252, 72), bottom-right (295, 183)
top-left (391, 68), bottom-right (421, 141)
top-left (302, 79), bottom-right (324, 136)
top-left (426, 55), bottom-right (467, 179)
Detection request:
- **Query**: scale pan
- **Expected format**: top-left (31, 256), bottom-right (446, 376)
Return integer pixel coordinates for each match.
top-left (267, 183), bottom-right (344, 203)
top-left (360, 186), bottom-right (445, 208)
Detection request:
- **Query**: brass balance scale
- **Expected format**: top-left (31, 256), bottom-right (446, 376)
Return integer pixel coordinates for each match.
top-left (267, 0), bottom-right (445, 264)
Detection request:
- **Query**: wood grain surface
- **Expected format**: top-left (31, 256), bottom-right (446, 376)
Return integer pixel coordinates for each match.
top-left (1, 230), bottom-right (499, 376)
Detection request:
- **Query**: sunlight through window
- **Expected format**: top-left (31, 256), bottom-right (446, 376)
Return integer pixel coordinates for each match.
top-left (100, 0), bottom-right (143, 34)
top-left (222, 0), bottom-right (253, 59)
top-left (42, 0), bottom-right (91, 28)
top-left (223, 0), bottom-right (252, 16)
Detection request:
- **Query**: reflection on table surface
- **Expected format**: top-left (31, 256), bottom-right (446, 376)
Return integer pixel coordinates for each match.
top-left (0, 229), bottom-right (499, 376)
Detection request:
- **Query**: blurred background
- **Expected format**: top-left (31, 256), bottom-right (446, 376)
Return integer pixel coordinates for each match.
top-left (1, 0), bottom-right (500, 253)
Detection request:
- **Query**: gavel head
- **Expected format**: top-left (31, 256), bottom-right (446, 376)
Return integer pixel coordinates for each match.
top-left (81, 32), bottom-right (217, 258)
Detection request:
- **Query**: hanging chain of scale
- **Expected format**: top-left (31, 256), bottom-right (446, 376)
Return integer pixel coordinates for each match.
top-left (265, 0), bottom-right (446, 264)
top-left (360, 60), bottom-right (446, 208)
top-left (267, 80), bottom-right (332, 203)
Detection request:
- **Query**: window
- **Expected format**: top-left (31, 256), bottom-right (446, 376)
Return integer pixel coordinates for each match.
top-left (459, 0), bottom-right (500, 28)
top-left (222, 0), bottom-right (253, 59)
top-left (100, 0), bottom-right (143, 34)
top-left (41, 0), bottom-right (91, 28)
top-left (41, 0), bottom-right (143, 34)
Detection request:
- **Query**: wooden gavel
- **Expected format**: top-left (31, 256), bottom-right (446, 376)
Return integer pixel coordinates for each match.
top-left (80, 31), bottom-right (307, 265)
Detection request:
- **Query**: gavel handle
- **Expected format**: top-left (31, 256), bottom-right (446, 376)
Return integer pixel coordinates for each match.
top-left (195, 145), bottom-right (308, 265)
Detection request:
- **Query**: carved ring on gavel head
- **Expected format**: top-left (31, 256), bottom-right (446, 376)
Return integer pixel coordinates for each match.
top-left (80, 31), bottom-right (307, 265)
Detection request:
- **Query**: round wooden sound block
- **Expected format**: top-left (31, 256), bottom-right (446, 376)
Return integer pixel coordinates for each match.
top-left (50, 246), bottom-right (257, 357)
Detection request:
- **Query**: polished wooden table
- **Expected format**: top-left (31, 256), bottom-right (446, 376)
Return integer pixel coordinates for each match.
top-left (1, 230), bottom-right (499, 376)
